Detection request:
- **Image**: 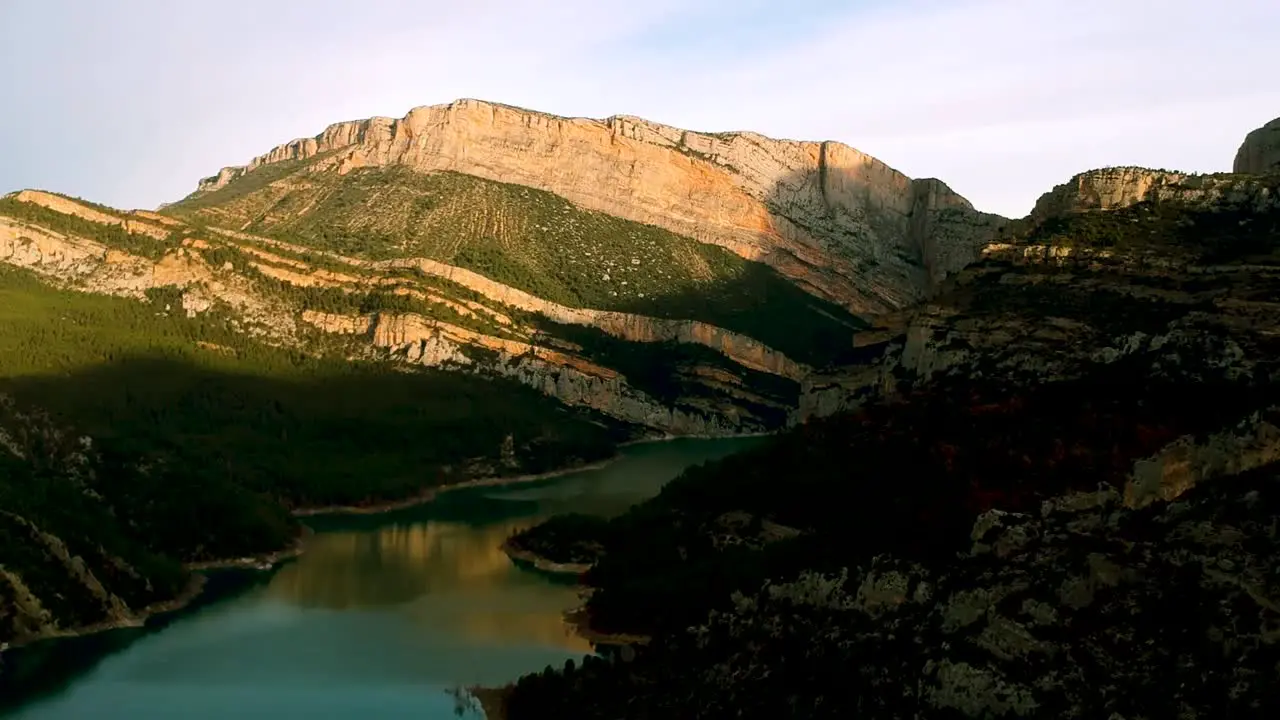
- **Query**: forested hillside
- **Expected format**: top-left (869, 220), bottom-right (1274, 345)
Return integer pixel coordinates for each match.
top-left (164, 166), bottom-right (865, 366)
top-left (0, 263), bottom-right (622, 648)
top-left (495, 168), bottom-right (1280, 718)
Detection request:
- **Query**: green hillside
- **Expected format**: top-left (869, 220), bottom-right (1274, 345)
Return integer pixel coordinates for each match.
top-left (0, 264), bottom-right (622, 646)
top-left (165, 165), bottom-right (865, 366)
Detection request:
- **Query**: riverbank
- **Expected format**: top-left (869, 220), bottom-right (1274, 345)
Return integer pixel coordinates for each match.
top-left (563, 599), bottom-right (652, 648)
top-left (469, 685), bottom-right (512, 720)
top-left (290, 457), bottom-right (618, 517)
top-left (0, 572), bottom-right (208, 658)
top-left (618, 429), bottom-right (774, 447)
top-left (183, 526), bottom-right (313, 572)
top-left (500, 541), bottom-right (594, 576)
top-left (2, 434), bottom-right (762, 700)
top-left (0, 452), bottom-right (639, 664)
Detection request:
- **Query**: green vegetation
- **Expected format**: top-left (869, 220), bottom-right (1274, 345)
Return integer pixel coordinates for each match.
top-left (0, 265), bottom-right (621, 507)
top-left (0, 197), bottom-right (173, 260)
top-left (192, 242), bottom-right (515, 338)
top-left (495, 184), bottom-right (1280, 717)
top-left (165, 165), bottom-right (864, 366)
top-left (170, 152), bottom-right (340, 212)
top-left (501, 364), bottom-right (1278, 717)
top-left (0, 264), bottom-right (627, 645)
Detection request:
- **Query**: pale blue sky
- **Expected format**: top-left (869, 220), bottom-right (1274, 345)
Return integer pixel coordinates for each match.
top-left (1, 0), bottom-right (1277, 218)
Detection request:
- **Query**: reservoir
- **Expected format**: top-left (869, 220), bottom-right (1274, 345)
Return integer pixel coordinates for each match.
top-left (0, 437), bottom-right (760, 720)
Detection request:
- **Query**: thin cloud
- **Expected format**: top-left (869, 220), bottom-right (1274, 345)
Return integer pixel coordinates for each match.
top-left (1, 0), bottom-right (1276, 217)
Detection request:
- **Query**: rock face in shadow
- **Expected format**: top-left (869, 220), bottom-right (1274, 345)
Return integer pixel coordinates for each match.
top-left (496, 158), bottom-right (1280, 718)
top-left (187, 98), bottom-right (1005, 315)
top-left (796, 169), bottom-right (1280, 421)
top-left (1234, 117), bottom-right (1280, 175)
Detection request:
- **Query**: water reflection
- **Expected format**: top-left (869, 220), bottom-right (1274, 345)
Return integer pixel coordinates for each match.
top-left (266, 518), bottom-right (593, 653)
top-left (0, 437), bottom-right (763, 719)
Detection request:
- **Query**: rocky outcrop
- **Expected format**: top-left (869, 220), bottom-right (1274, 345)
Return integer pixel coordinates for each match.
top-left (1123, 407), bottom-right (1280, 509)
top-left (1233, 117), bottom-right (1280, 175)
top-left (189, 98), bottom-right (1004, 315)
top-left (2, 197), bottom-right (796, 435)
top-left (795, 169), bottom-right (1280, 422)
top-left (234, 232), bottom-right (808, 380)
top-left (669, 460), bottom-right (1280, 718)
top-left (10, 190), bottom-right (171, 240)
top-left (354, 312), bottom-right (770, 435)
top-left (373, 257), bottom-right (808, 380)
top-left (0, 216), bottom-right (294, 337)
top-left (1026, 167), bottom-right (1279, 224)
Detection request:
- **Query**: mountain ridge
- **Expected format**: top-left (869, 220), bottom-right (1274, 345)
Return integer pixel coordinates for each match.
top-left (179, 97), bottom-right (1005, 316)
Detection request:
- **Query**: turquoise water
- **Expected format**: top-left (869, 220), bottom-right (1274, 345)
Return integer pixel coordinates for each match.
top-left (0, 437), bottom-right (760, 719)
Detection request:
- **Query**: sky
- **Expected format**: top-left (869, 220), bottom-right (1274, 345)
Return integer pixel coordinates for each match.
top-left (1, 0), bottom-right (1277, 218)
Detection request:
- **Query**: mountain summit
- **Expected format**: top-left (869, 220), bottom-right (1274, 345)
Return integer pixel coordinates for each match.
top-left (181, 98), bottom-right (1004, 316)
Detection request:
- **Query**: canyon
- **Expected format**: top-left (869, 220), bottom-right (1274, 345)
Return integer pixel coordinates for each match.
top-left (4, 101), bottom-right (1280, 719)
top-left (190, 98), bottom-right (1004, 315)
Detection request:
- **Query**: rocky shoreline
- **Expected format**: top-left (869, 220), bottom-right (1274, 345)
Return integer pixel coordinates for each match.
top-left (0, 454), bottom-right (623, 663)
top-left (501, 542), bottom-right (594, 576)
top-left (290, 456), bottom-right (618, 518)
top-left (0, 573), bottom-right (207, 658)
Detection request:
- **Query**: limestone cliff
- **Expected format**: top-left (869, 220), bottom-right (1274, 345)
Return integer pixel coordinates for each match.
top-left (187, 98), bottom-right (1004, 315)
top-left (1025, 166), bottom-right (1276, 224)
top-left (1233, 116), bottom-right (1280, 175)
top-left (0, 193), bottom-right (796, 435)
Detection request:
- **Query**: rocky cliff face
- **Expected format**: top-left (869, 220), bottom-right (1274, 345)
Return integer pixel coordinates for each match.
top-left (797, 168), bottom-right (1280, 421)
top-left (1025, 166), bottom-right (1276, 223)
top-left (1234, 116), bottom-right (1280, 175)
top-left (496, 132), bottom-right (1280, 717)
top-left (0, 193), bottom-right (796, 435)
top-left (189, 99), bottom-right (1004, 315)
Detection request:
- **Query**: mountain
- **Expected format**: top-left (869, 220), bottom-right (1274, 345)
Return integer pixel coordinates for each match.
top-left (494, 127), bottom-right (1280, 718)
top-left (181, 98), bottom-right (1005, 315)
top-left (1234, 116), bottom-right (1280, 175)
top-left (3, 99), bottom-right (1002, 437)
top-left (0, 259), bottom-right (624, 651)
top-left (0, 99), bottom-right (997, 650)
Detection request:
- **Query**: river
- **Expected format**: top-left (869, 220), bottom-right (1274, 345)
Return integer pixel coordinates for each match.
top-left (0, 437), bottom-right (761, 720)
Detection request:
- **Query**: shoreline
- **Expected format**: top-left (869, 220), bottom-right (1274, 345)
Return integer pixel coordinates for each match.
top-left (564, 603), bottom-right (652, 648)
top-left (0, 445), bottom-right (644, 660)
top-left (183, 525), bottom-right (313, 572)
top-left (290, 456), bottom-right (617, 518)
top-left (469, 685), bottom-right (512, 720)
top-left (500, 541), bottom-right (594, 576)
top-left (0, 572), bottom-right (208, 657)
top-left (0, 433), bottom-right (753, 678)
top-left (0, 458), bottom-right (611, 661)
top-left (618, 429), bottom-right (773, 448)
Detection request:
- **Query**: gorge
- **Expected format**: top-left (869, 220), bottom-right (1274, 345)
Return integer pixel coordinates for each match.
top-left (2, 102), bottom-right (1279, 719)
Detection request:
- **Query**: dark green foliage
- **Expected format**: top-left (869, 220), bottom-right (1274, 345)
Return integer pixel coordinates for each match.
top-left (503, 368), bottom-right (1280, 717)
top-left (0, 265), bottom-right (618, 509)
top-left (506, 513), bottom-right (610, 566)
top-left (545, 361), bottom-right (1273, 639)
top-left (0, 263), bottom-right (623, 645)
top-left (962, 268), bottom-right (1213, 337)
